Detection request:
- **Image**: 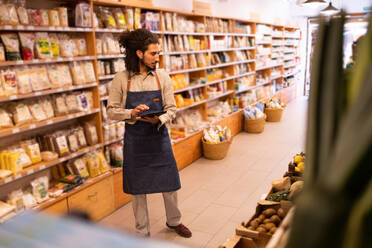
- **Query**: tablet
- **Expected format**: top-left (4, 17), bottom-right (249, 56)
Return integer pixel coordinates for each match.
top-left (137, 110), bottom-right (166, 118)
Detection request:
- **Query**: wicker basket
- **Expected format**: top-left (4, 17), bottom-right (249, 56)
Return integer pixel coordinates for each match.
top-left (265, 108), bottom-right (283, 122)
top-left (202, 139), bottom-right (232, 160)
top-left (244, 115), bottom-right (266, 133)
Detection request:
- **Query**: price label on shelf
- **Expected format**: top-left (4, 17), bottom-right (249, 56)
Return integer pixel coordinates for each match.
top-left (26, 169), bottom-right (34, 175)
top-left (14, 174), bottom-right (22, 180)
top-left (46, 120), bottom-right (53, 125)
top-left (56, 27), bottom-right (63, 31)
top-left (35, 91), bottom-right (42, 96)
top-left (29, 124), bottom-right (36, 129)
top-left (40, 165), bottom-right (46, 170)
top-left (57, 58), bottom-right (63, 61)
top-left (26, 26), bottom-right (35, 30)
top-left (12, 128), bottom-right (20, 134)
top-left (10, 95), bottom-right (17, 100)
top-left (16, 25), bottom-right (24, 30)
top-left (49, 26), bottom-right (56, 30)
top-left (4, 25), bottom-right (12, 29)
top-left (45, 58), bottom-right (51, 62)
top-left (16, 60), bottom-right (23, 65)
top-left (68, 57), bottom-right (73, 61)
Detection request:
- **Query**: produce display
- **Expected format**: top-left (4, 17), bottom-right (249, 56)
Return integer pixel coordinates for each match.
top-left (244, 106), bottom-right (264, 120)
top-left (202, 125), bottom-right (231, 144)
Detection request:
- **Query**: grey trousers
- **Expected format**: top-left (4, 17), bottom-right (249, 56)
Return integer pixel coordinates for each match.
top-left (132, 191), bottom-right (182, 236)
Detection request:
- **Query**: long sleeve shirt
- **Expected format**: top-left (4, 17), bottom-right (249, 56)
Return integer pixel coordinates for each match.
top-left (107, 69), bottom-right (176, 127)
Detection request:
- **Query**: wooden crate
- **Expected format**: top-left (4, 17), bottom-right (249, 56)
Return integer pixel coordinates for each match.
top-left (68, 175), bottom-right (115, 221)
top-left (112, 169), bottom-right (132, 209)
top-left (219, 235), bottom-right (258, 248)
top-left (172, 131), bottom-right (203, 170)
top-left (42, 198), bottom-right (68, 216)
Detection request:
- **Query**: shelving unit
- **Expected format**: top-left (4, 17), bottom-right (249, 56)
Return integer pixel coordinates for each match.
top-left (0, 0), bottom-right (301, 221)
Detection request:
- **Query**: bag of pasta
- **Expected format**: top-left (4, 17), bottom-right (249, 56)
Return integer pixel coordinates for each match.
top-left (52, 94), bottom-right (68, 116)
top-left (0, 107), bottom-right (13, 129)
top-left (57, 63), bottom-right (73, 87)
top-left (35, 32), bottom-right (51, 59)
top-left (9, 101), bottom-right (34, 126)
top-left (16, 67), bottom-right (33, 94)
top-left (48, 33), bottom-right (60, 58)
top-left (69, 61), bottom-right (86, 85)
top-left (82, 61), bottom-right (96, 83)
top-left (58, 34), bottom-right (73, 57)
top-left (47, 64), bottom-right (63, 89)
top-left (39, 96), bottom-right (55, 119)
top-left (73, 36), bottom-right (87, 56)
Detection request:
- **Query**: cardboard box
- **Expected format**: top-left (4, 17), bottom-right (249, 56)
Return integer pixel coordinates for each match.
top-left (219, 235), bottom-right (258, 248)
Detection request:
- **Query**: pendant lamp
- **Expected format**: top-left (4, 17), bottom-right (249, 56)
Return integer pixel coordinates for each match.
top-left (302, 0), bottom-right (327, 8)
top-left (320, 2), bottom-right (340, 15)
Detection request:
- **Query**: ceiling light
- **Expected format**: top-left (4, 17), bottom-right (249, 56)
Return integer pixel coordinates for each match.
top-left (320, 2), bottom-right (340, 15)
top-left (302, 0), bottom-right (327, 8)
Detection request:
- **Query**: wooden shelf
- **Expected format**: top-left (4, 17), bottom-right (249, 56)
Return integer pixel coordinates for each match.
top-left (162, 50), bottom-right (209, 55)
top-left (0, 25), bottom-right (93, 32)
top-left (94, 28), bottom-right (125, 33)
top-left (0, 108), bottom-right (100, 139)
top-left (98, 75), bottom-right (115, 81)
top-left (0, 143), bottom-right (103, 187)
top-left (174, 84), bottom-right (206, 93)
top-left (33, 170), bottom-right (112, 211)
top-left (206, 90), bottom-right (234, 102)
top-left (0, 82), bottom-right (97, 104)
top-left (256, 64), bottom-right (283, 71)
top-left (235, 81), bottom-right (272, 94)
top-left (97, 54), bottom-right (125, 60)
top-left (0, 56), bottom-right (95, 68)
top-left (104, 137), bottom-right (123, 146)
top-left (176, 99), bottom-right (208, 112)
top-left (163, 47), bottom-right (256, 56)
top-left (284, 64), bottom-right (297, 69)
top-left (271, 75), bottom-right (283, 81)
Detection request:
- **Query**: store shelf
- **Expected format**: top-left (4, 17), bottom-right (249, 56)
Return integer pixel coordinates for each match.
top-left (0, 108), bottom-right (100, 139)
top-left (97, 54), bottom-right (126, 59)
top-left (99, 74), bottom-right (116, 81)
top-left (171, 130), bottom-right (203, 145)
top-left (0, 82), bottom-right (98, 104)
top-left (0, 143), bottom-right (103, 187)
top-left (169, 60), bottom-right (253, 75)
top-left (256, 41), bottom-right (272, 45)
top-left (284, 70), bottom-right (300, 78)
top-left (33, 170), bottom-right (112, 211)
top-left (256, 53), bottom-right (271, 57)
top-left (0, 56), bottom-right (95, 67)
top-left (0, 25), bottom-right (93, 32)
top-left (210, 46), bottom-right (256, 52)
top-left (256, 64), bottom-right (283, 71)
top-left (161, 31), bottom-right (208, 36)
top-left (163, 47), bottom-right (256, 56)
top-left (176, 99), bottom-right (208, 112)
top-left (212, 33), bottom-right (256, 37)
top-left (272, 44), bottom-right (283, 47)
top-left (271, 75), bottom-right (283, 81)
top-left (174, 84), bottom-right (206, 93)
top-left (284, 36), bottom-right (300, 39)
top-left (162, 50), bottom-right (209, 55)
top-left (104, 137), bottom-right (123, 146)
top-left (207, 90), bottom-right (234, 102)
top-left (272, 35), bottom-right (284, 38)
top-left (284, 57), bottom-right (295, 61)
top-left (94, 28), bottom-right (125, 33)
top-left (235, 81), bottom-right (272, 94)
top-left (284, 64), bottom-right (297, 69)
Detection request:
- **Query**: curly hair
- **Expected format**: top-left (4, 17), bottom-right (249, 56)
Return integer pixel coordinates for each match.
top-left (119, 29), bottom-right (159, 73)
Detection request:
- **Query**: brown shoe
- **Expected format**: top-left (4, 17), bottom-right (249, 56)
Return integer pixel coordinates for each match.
top-left (166, 223), bottom-right (192, 238)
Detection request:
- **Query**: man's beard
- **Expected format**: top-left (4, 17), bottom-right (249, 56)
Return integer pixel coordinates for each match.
top-left (140, 59), bottom-right (156, 72)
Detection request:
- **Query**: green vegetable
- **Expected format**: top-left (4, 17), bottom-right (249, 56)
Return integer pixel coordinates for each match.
top-left (266, 190), bottom-right (290, 202)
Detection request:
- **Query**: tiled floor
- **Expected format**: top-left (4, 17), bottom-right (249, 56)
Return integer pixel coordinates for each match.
top-left (100, 96), bottom-right (308, 248)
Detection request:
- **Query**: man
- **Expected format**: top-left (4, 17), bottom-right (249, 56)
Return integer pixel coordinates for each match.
top-left (107, 29), bottom-right (192, 238)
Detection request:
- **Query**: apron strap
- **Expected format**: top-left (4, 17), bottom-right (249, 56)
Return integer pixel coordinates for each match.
top-left (127, 73), bottom-right (132, 91)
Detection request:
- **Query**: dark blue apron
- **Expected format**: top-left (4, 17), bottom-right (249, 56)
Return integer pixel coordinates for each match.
top-left (123, 71), bottom-right (181, 195)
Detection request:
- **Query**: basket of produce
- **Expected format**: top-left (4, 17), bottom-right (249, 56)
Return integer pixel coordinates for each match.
top-left (244, 106), bottom-right (266, 133)
top-left (202, 125), bottom-right (232, 160)
top-left (264, 99), bottom-right (285, 122)
top-left (284, 152), bottom-right (305, 178)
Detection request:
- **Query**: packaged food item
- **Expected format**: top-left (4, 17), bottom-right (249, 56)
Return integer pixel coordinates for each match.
top-left (58, 34), bottom-right (73, 57)
top-left (48, 187), bottom-right (63, 198)
top-left (57, 64), bottom-right (73, 86)
top-left (9, 148), bottom-right (32, 171)
top-left (0, 42), bottom-right (5, 62)
top-left (71, 158), bottom-right (89, 178)
top-left (48, 9), bottom-right (60, 26)
top-left (0, 69), bottom-right (17, 96)
top-left (93, 11), bottom-right (99, 28)
top-left (76, 126), bottom-right (87, 147)
top-left (117, 121), bottom-right (125, 137)
top-left (84, 122), bottom-right (98, 146)
top-left (0, 107), bottom-right (13, 128)
top-left (67, 132), bottom-right (79, 152)
top-left (134, 8), bottom-right (141, 29)
top-left (86, 153), bottom-right (100, 177)
top-left (73, 36), bottom-right (87, 56)
top-left (10, 102), bottom-right (33, 125)
top-left (76, 92), bottom-right (89, 111)
top-left (47, 64), bottom-right (63, 88)
top-left (108, 123), bottom-right (116, 140)
top-left (7, 190), bottom-right (24, 212)
top-left (65, 93), bottom-right (79, 113)
top-left (16, 68), bottom-right (32, 94)
top-left (21, 139), bottom-right (42, 164)
top-left (0, 1), bottom-right (11, 25)
top-left (5, 1), bottom-right (19, 25)
top-left (125, 8), bottom-right (134, 30)
top-left (30, 66), bottom-right (50, 91)
top-left (69, 61), bottom-right (86, 85)
top-left (53, 132), bottom-right (70, 156)
top-left (0, 201), bottom-right (16, 220)
top-left (35, 32), bottom-right (51, 59)
top-left (39, 97), bottom-right (54, 119)
top-left (57, 7), bottom-right (68, 27)
top-left (101, 7), bottom-right (116, 28)
top-left (84, 90), bottom-right (93, 110)
top-left (97, 152), bottom-right (110, 173)
top-left (39, 9), bottom-right (49, 26)
top-left (31, 176), bottom-right (49, 203)
top-left (18, 32), bottom-right (35, 61)
top-left (22, 193), bottom-right (36, 209)
top-left (40, 151), bottom-right (58, 161)
top-left (109, 143), bottom-right (123, 167)
top-left (53, 94), bottom-right (68, 116)
top-left (1, 33), bottom-right (21, 61)
top-left (28, 9), bottom-right (42, 26)
top-left (28, 100), bottom-right (47, 121)
top-left (114, 8), bottom-right (126, 29)
top-left (96, 38), bottom-right (103, 55)
top-left (103, 124), bottom-right (109, 141)
top-left (82, 61), bottom-right (96, 83)
top-left (48, 33), bottom-right (60, 57)
top-left (75, 2), bottom-right (91, 27)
